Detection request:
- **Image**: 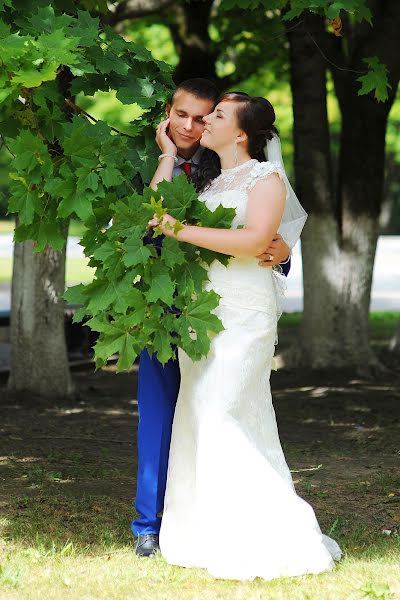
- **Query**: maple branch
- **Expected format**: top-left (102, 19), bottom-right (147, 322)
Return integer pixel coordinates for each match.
top-left (64, 98), bottom-right (136, 139)
top-left (102, 0), bottom-right (175, 25)
top-left (0, 136), bottom-right (16, 158)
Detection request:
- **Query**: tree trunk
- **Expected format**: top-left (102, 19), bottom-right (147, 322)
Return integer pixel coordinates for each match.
top-left (335, 94), bottom-right (390, 367)
top-left (7, 235), bottom-right (74, 399)
top-left (390, 321), bottom-right (400, 353)
top-left (169, 0), bottom-right (218, 84)
top-left (286, 7), bottom-right (400, 369)
top-left (285, 14), bottom-right (343, 367)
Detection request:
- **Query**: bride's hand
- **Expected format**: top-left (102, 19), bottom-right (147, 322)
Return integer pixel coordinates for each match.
top-left (148, 213), bottom-right (178, 238)
top-left (156, 118), bottom-right (177, 156)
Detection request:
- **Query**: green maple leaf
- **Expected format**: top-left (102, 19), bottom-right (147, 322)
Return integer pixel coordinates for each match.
top-left (44, 175), bottom-right (72, 198)
top-left (177, 290), bottom-right (224, 359)
top-left (142, 305), bottom-right (164, 339)
top-left (100, 166), bottom-right (125, 188)
top-left (12, 64), bottom-right (59, 88)
top-left (115, 334), bottom-right (138, 372)
top-left (70, 10), bottom-right (100, 47)
top-left (62, 116), bottom-right (99, 167)
top-left (89, 314), bottom-right (142, 371)
top-left (35, 30), bottom-right (81, 67)
top-left (145, 267), bottom-right (175, 305)
top-left (8, 179), bottom-right (42, 224)
top-left (161, 237), bottom-right (186, 268)
top-left (76, 167), bottom-right (99, 193)
top-left (89, 46), bottom-right (130, 76)
top-left (23, 219), bottom-right (66, 252)
top-left (156, 174), bottom-right (198, 220)
top-left (86, 274), bottom-right (133, 313)
top-left (357, 56), bottom-right (390, 102)
top-left (58, 191), bottom-right (94, 221)
top-left (95, 329), bottom-right (138, 371)
top-left (197, 247), bottom-right (231, 267)
top-left (193, 202), bottom-right (236, 229)
top-left (93, 240), bottom-right (117, 263)
top-left (127, 128), bottom-right (160, 184)
top-left (116, 77), bottom-right (157, 107)
top-left (64, 283), bottom-right (87, 305)
top-left (175, 260), bottom-right (209, 296)
top-left (326, 1), bottom-right (371, 22)
top-left (116, 289), bottom-right (147, 318)
top-left (185, 290), bottom-right (223, 333)
top-left (8, 129), bottom-right (52, 175)
top-left (109, 200), bottom-right (151, 237)
top-left (27, 6), bottom-right (72, 34)
top-left (122, 236), bottom-right (153, 267)
top-left (153, 328), bottom-right (175, 365)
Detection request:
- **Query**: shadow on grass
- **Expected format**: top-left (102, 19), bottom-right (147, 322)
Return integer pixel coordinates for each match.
top-left (1, 350), bottom-right (399, 565)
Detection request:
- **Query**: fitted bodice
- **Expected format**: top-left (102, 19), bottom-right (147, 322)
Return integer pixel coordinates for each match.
top-left (198, 159), bottom-right (285, 316)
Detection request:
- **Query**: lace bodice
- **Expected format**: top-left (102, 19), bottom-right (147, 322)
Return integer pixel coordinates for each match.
top-left (197, 159), bottom-right (287, 323)
top-left (199, 159), bottom-right (284, 228)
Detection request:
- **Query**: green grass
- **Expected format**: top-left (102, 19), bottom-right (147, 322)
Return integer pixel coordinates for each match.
top-left (0, 219), bottom-right (86, 237)
top-left (1, 453), bottom-right (399, 599)
top-left (278, 311), bottom-right (400, 342)
top-left (0, 219), bottom-right (14, 234)
top-left (0, 220), bottom-right (90, 284)
top-left (0, 516), bottom-right (398, 599)
top-left (0, 256), bottom-right (94, 285)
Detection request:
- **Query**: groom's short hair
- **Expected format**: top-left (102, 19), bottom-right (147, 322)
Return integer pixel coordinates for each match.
top-left (171, 78), bottom-right (220, 105)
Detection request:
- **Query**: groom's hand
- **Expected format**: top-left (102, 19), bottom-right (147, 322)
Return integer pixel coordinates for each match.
top-left (256, 234), bottom-right (290, 267)
top-left (156, 118), bottom-right (178, 155)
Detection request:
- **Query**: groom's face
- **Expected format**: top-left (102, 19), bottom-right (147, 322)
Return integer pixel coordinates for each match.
top-left (166, 90), bottom-right (214, 157)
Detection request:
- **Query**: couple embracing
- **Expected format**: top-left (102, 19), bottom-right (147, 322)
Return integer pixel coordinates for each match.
top-left (131, 78), bottom-right (341, 581)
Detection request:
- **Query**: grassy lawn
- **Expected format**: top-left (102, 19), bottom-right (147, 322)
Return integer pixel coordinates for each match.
top-left (0, 219), bottom-right (86, 237)
top-left (1, 355), bottom-right (400, 599)
top-left (0, 539), bottom-right (398, 600)
top-left (0, 219), bottom-right (92, 285)
top-left (0, 256), bottom-right (94, 285)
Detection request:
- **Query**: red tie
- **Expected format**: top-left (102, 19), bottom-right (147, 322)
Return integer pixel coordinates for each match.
top-left (182, 162), bottom-right (192, 176)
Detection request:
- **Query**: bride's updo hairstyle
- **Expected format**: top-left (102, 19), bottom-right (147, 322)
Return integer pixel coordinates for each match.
top-left (191, 91), bottom-right (278, 193)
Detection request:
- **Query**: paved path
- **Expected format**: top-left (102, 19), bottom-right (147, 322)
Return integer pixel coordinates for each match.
top-left (0, 235), bottom-right (399, 312)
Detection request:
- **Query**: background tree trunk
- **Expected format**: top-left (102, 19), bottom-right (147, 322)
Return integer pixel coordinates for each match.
top-left (7, 234), bottom-right (74, 399)
top-left (286, 7), bottom-right (400, 369)
top-left (286, 14), bottom-right (343, 367)
top-left (169, 0), bottom-right (218, 83)
top-left (390, 321), bottom-right (400, 353)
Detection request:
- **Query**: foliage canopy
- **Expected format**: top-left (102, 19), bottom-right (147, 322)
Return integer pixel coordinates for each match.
top-left (0, 0), bottom-right (391, 369)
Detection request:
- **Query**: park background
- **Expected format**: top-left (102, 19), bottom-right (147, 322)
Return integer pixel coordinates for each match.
top-left (0, 1), bottom-right (399, 599)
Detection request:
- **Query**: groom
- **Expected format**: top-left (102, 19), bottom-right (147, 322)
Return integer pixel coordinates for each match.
top-left (132, 78), bottom-right (291, 557)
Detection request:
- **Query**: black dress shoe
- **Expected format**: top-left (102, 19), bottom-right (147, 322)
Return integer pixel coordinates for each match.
top-left (135, 534), bottom-right (160, 557)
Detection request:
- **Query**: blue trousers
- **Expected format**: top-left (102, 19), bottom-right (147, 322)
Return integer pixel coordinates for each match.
top-left (131, 349), bottom-right (181, 537)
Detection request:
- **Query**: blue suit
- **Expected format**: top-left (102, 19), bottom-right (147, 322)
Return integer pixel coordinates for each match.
top-left (131, 258), bottom-right (291, 537)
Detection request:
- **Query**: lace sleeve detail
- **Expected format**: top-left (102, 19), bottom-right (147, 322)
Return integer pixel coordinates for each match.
top-left (246, 161), bottom-right (285, 192)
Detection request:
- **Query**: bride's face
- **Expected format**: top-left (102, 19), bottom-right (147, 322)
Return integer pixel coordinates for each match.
top-left (201, 101), bottom-right (243, 152)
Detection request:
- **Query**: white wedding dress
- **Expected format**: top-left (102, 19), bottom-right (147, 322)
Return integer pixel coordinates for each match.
top-left (159, 159), bottom-right (342, 581)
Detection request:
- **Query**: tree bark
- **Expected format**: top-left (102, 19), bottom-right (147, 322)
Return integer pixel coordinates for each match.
top-left (169, 0), bottom-right (218, 84)
top-left (389, 321), bottom-right (400, 353)
top-left (103, 0), bottom-right (175, 24)
top-left (286, 5), bottom-right (400, 369)
top-left (285, 14), bottom-right (343, 367)
top-left (7, 233), bottom-right (74, 399)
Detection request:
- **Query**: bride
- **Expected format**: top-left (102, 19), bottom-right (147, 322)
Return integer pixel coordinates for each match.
top-left (148, 92), bottom-right (341, 581)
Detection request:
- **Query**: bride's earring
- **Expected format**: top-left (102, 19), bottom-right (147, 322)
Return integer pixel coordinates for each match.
top-left (233, 141), bottom-right (238, 167)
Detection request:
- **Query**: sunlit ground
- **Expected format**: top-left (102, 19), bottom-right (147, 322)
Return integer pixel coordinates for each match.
top-left (1, 360), bottom-right (399, 599)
